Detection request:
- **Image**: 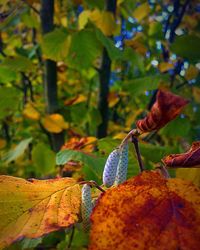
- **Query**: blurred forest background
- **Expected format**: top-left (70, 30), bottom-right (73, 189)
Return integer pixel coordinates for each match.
top-left (0, 0), bottom-right (200, 248)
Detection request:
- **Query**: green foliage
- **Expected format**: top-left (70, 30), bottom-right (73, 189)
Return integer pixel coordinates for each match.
top-left (3, 138), bottom-right (32, 164)
top-left (32, 143), bottom-right (56, 175)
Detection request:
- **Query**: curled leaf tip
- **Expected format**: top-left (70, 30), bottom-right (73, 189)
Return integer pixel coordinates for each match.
top-left (162, 141), bottom-right (200, 168)
top-left (136, 90), bottom-right (189, 133)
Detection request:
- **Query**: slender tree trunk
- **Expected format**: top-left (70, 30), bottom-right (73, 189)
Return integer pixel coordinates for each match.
top-left (40, 0), bottom-right (64, 152)
top-left (97, 0), bottom-right (117, 138)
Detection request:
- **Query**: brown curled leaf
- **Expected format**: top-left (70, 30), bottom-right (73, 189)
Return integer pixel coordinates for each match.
top-left (162, 141), bottom-right (200, 168)
top-left (89, 171), bottom-right (200, 250)
top-left (136, 90), bottom-right (189, 133)
top-left (0, 176), bottom-right (81, 249)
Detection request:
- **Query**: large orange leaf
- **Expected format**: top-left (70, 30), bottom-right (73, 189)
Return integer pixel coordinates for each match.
top-left (89, 171), bottom-right (200, 250)
top-left (0, 176), bottom-right (81, 249)
top-left (136, 90), bottom-right (188, 133)
top-left (162, 141), bottom-right (200, 168)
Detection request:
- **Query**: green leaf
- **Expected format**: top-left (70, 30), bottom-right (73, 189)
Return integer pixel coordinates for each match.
top-left (67, 29), bottom-right (101, 69)
top-left (56, 149), bottom-right (105, 182)
top-left (84, 0), bottom-right (104, 9)
top-left (123, 47), bottom-right (144, 73)
top-left (41, 28), bottom-right (70, 61)
top-left (140, 143), bottom-right (179, 165)
top-left (0, 87), bottom-right (20, 119)
top-left (3, 138), bottom-right (33, 164)
top-left (124, 75), bottom-right (163, 96)
top-left (0, 66), bottom-right (17, 83)
top-left (95, 28), bottom-right (122, 60)
top-left (160, 117), bottom-right (191, 138)
top-left (171, 35), bottom-right (200, 61)
top-left (1, 56), bottom-right (34, 72)
top-left (32, 143), bottom-right (56, 175)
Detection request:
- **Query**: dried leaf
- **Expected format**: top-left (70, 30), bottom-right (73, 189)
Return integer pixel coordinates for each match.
top-left (89, 171), bottom-right (200, 250)
top-left (42, 114), bottom-right (69, 133)
top-left (136, 90), bottom-right (189, 133)
top-left (0, 175), bottom-right (81, 249)
top-left (162, 142), bottom-right (200, 168)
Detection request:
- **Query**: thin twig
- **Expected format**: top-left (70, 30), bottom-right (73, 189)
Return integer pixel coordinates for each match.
top-left (67, 225), bottom-right (75, 249)
top-left (21, 0), bottom-right (40, 15)
top-left (131, 135), bottom-right (145, 172)
top-left (120, 128), bottom-right (140, 148)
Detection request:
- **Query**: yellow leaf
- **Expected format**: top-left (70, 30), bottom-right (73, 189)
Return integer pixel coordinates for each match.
top-left (125, 109), bottom-right (143, 128)
top-left (64, 95), bottom-right (87, 106)
top-left (125, 34), bottom-right (147, 55)
top-left (133, 3), bottom-right (150, 22)
top-left (42, 114), bottom-right (69, 133)
top-left (192, 87), bottom-right (200, 103)
top-left (113, 132), bottom-right (127, 140)
top-left (108, 92), bottom-right (119, 108)
top-left (158, 62), bottom-right (174, 73)
top-left (0, 175), bottom-right (81, 249)
top-left (78, 10), bottom-right (91, 30)
top-left (0, 138), bottom-right (6, 149)
top-left (176, 168), bottom-right (200, 187)
top-left (90, 9), bottom-right (116, 36)
top-left (23, 103), bottom-right (40, 121)
top-left (185, 65), bottom-right (199, 81)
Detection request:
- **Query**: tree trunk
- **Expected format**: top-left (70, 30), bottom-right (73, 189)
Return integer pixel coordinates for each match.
top-left (97, 0), bottom-right (117, 138)
top-left (40, 0), bottom-right (64, 152)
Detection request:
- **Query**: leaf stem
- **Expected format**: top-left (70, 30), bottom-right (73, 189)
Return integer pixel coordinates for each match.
top-left (131, 135), bottom-right (145, 172)
top-left (79, 181), bottom-right (105, 193)
top-left (68, 225), bottom-right (75, 248)
top-left (120, 128), bottom-right (141, 148)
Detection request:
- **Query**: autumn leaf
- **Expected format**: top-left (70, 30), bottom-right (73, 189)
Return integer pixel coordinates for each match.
top-left (0, 176), bottom-right (81, 249)
top-left (162, 141), bottom-right (200, 168)
top-left (89, 171), bottom-right (200, 250)
top-left (42, 114), bottom-right (69, 133)
top-left (23, 103), bottom-right (40, 121)
top-left (136, 90), bottom-right (189, 133)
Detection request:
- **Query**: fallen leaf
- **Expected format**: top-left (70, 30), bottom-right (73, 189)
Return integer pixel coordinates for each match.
top-left (162, 141), bottom-right (200, 168)
top-left (42, 114), bottom-right (69, 133)
top-left (0, 175), bottom-right (81, 249)
top-left (89, 171), bottom-right (200, 250)
top-left (136, 90), bottom-right (189, 133)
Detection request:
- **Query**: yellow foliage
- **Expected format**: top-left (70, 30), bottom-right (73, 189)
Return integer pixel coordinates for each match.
top-left (23, 103), bottom-right (40, 121)
top-left (0, 138), bottom-right (6, 149)
top-left (192, 87), bottom-right (200, 103)
top-left (78, 9), bottom-right (116, 36)
top-left (185, 65), bottom-right (199, 81)
top-left (158, 62), bottom-right (174, 73)
top-left (42, 114), bottom-right (69, 133)
top-left (108, 91), bottom-right (119, 108)
top-left (176, 168), bottom-right (200, 188)
top-left (133, 3), bottom-right (150, 22)
top-left (0, 175), bottom-right (81, 249)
